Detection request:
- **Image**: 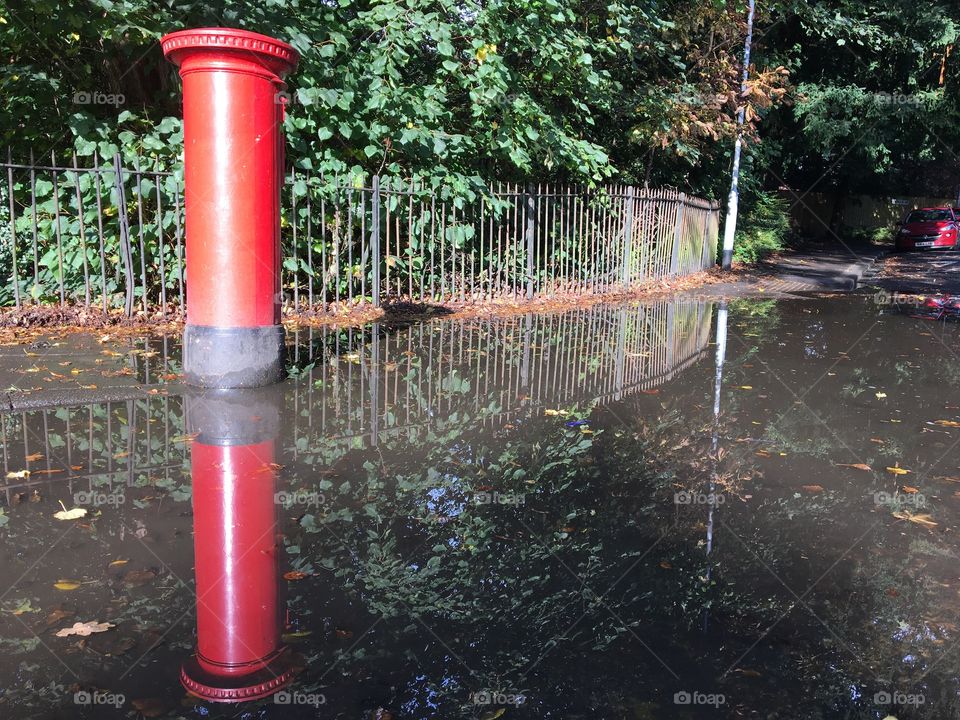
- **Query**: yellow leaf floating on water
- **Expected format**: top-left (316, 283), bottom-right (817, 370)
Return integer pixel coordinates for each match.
top-left (53, 500), bottom-right (87, 521)
top-left (892, 511), bottom-right (938, 529)
top-left (55, 620), bottom-right (114, 637)
top-left (886, 464), bottom-right (911, 476)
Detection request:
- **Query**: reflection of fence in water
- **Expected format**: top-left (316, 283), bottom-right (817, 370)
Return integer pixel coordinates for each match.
top-left (1, 302), bottom-right (714, 500)
top-left (289, 300), bottom-right (714, 446)
top-left (0, 396), bottom-right (189, 506)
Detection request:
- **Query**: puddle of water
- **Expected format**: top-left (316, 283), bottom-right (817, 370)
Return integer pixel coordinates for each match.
top-left (2, 296), bottom-right (960, 718)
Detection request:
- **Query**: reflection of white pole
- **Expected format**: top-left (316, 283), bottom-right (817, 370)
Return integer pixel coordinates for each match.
top-left (721, 0), bottom-right (756, 269)
top-left (706, 302), bottom-right (728, 555)
top-left (703, 302), bottom-right (728, 633)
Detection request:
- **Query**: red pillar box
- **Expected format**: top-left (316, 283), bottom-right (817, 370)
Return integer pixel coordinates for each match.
top-left (161, 28), bottom-right (299, 387)
top-left (182, 388), bottom-right (298, 702)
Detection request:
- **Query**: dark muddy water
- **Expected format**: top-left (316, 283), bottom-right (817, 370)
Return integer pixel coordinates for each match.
top-left (2, 295), bottom-right (960, 719)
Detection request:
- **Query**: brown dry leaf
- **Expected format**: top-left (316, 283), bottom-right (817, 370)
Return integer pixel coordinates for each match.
top-left (45, 609), bottom-right (74, 626)
top-left (335, 629), bottom-right (354, 639)
top-left (55, 620), bottom-right (114, 637)
top-left (902, 486), bottom-right (920, 494)
top-left (892, 511), bottom-right (938, 529)
top-left (283, 571), bottom-right (308, 581)
top-left (734, 668), bottom-right (763, 678)
top-left (123, 570), bottom-right (157, 587)
top-left (934, 420), bottom-right (960, 428)
top-left (33, 469), bottom-right (63, 476)
top-left (24, 453), bottom-right (43, 462)
top-left (109, 559), bottom-right (129, 567)
top-left (659, 561), bottom-right (673, 569)
top-left (131, 698), bottom-right (166, 717)
top-left (801, 484), bottom-right (824, 493)
top-left (836, 463), bottom-right (872, 471)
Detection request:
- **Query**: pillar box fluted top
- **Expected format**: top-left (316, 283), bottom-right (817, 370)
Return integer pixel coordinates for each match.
top-left (161, 27), bottom-right (299, 78)
top-left (161, 28), bottom-right (299, 388)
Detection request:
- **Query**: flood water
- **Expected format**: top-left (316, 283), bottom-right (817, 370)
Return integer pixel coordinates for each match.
top-left (2, 294), bottom-right (960, 719)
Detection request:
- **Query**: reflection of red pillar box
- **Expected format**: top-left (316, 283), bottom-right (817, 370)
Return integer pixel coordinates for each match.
top-left (161, 29), bottom-right (299, 388)
top-left (182, 389), bottom-right (296, 702)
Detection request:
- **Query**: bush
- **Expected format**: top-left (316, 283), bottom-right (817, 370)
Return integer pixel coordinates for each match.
top-left (732, 191), bottom-right (791, 264)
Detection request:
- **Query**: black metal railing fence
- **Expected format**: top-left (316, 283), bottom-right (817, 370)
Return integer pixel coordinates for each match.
top-left (0, 152), bottom-right (720, 316)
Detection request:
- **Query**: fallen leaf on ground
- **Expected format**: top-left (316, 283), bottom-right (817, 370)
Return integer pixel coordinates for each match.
top-left (123, 570), bottom-right (157, 587)
top-left (902, 486), bottom-right (920, 494)
top-left (131, 698), bottom-right (166, 717)
top-left (802, 485), bottom-right (824, 493)
top-left (886, 465), bottom-right (911, 476)
top-left (836, 463), bottom-right (872, 471)
top-left (892, 511), bottom-right (938, 528)
top-left (55, 620), bottom-right (114, 637)
top-left (53, 501), bottom-right (87, 521)
top-left (283, 571), bottom-right (308, 581)
top-left (24, 453), bottom-right (43, 462)
top-left (934, 420), bottom-right (960, 428)
top-left (54, 581), bottom-right (81, 591)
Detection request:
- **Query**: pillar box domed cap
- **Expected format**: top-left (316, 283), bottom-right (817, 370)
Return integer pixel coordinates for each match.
top-left (161, 27), bottom-right (299, 78)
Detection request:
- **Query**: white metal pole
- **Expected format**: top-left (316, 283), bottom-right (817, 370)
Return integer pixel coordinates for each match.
top-left (721, 0), bottom-right (756, 269)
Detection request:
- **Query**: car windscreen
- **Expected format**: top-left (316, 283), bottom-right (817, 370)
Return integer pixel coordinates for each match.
top-left (906, 209), bottom-right (953, 223)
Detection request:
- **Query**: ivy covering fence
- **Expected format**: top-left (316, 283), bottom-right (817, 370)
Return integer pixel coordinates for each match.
top-left (0, 153), bottom-right (719, 316)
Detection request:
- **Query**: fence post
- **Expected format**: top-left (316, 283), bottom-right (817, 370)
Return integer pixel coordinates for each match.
top-left (702, 204), bottom-right (713, 269)
top-left (5, 148), bottom-right (21, 308)
top-left (371, 174), bottom-right (381, 307)
top-left (113, 153), bottom-right (135, 317)
top-left (670, 193), bottom-right (686, 276)
top-left (525, 184), bottom-right (535, 300)
top-left (622, 186), bottom-right (635, 288)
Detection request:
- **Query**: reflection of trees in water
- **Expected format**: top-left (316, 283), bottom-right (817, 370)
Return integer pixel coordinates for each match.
top-left (4, 299), bottom-right (960, 717)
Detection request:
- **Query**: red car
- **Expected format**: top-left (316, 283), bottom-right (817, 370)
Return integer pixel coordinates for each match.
top-left (896, 207), bottom-right (960, 250)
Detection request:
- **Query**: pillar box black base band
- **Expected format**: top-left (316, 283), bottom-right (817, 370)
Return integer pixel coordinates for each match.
top-left (183, 325), bottom-right (286, 388)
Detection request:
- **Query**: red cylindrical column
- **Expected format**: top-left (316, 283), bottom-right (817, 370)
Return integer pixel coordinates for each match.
top-left (181, 389), bottom-right (297, 702)
top-left (161, 28), bottom-right (299, 387)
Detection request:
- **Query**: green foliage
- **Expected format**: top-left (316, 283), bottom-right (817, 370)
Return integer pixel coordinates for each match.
top-left (733, 190), bottom-right (790, 263)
